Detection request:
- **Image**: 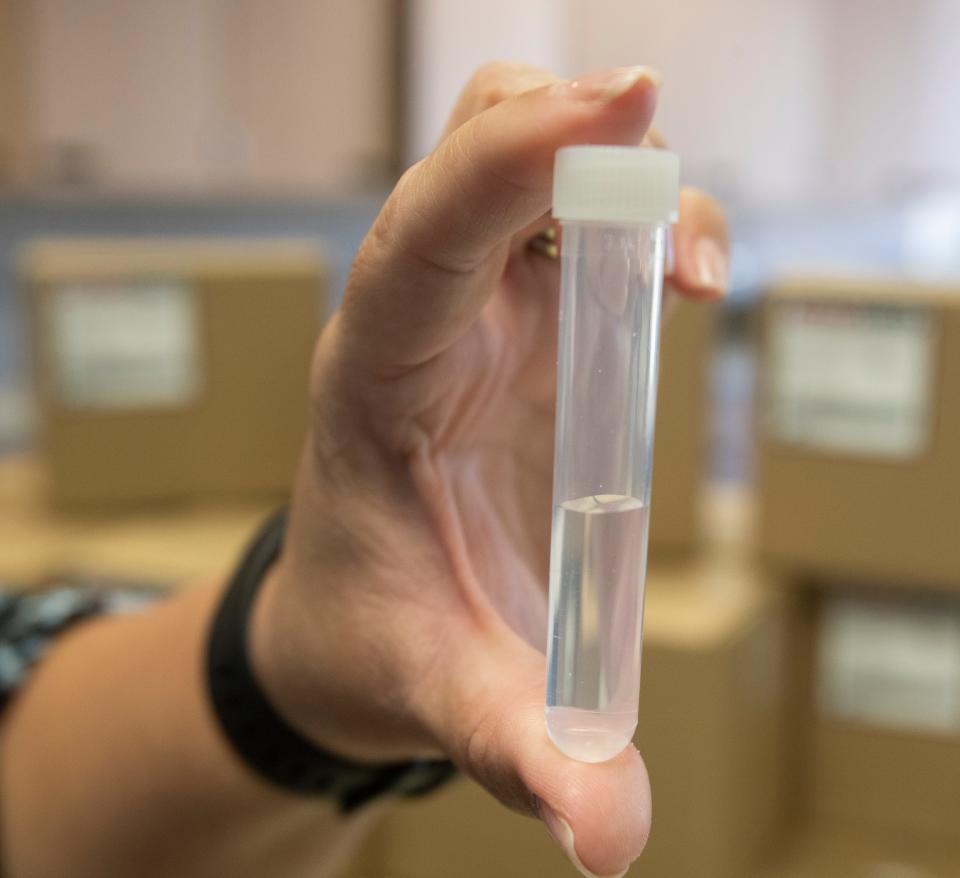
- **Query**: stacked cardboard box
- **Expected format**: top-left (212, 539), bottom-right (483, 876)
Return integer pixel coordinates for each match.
top-left (809, 590), bottom-right (960, 838)
top-left (25, 242), bottom-right (711, 528)
top-left (23, 237), bottom-right (327, 510)
top-left (758, 274), bottom-right (960, 591)
top-left (760, 588), bottom-right (960, 877)
top-left (0, 454), bottom-right (273, 588)
top-left (756, 273), bottom-right (960, 874)
top-left (648, 296), bottom-right (716, 555)
top-left (762, 825), bottom-right (960, 878)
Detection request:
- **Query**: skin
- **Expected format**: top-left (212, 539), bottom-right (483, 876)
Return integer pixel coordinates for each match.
top-left (0, 63), bottom-right (728, 878)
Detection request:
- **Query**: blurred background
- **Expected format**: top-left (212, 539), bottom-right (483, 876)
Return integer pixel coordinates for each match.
top-left (1, 1), bottom-right (959, 876)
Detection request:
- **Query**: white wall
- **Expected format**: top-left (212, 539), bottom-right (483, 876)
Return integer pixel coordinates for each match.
top-left (822, 0), bottom-right (960, 200)
top-left (405, 0), bottom-right (827, 206)
top-left (405, 0), bottom-right (571, 162)
top-left (567, 0), bottom-right (960, 206)
top-left (567, 0), bottom-right (827, 208)
top-left (406, 0), bottom-right (960, 208)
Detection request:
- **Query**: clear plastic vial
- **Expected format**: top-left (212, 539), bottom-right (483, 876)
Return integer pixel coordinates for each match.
top-left (545, 146), bottom-right (680, 763)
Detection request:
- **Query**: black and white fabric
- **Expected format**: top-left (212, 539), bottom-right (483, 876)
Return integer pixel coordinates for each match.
top-left (0, 583), bottom-right (160, 712)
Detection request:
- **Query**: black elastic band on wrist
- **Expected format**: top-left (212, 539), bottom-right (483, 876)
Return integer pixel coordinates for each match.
top-left (206, 509), bottom-right (455, 812)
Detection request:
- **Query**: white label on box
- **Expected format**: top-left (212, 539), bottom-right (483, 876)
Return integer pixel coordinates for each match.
top-left (818, 595), bottom-right (960, 734)
top-left (46, 279), bottom-right (200, 409)
top-left (767, 301), bottom-right (935, 457)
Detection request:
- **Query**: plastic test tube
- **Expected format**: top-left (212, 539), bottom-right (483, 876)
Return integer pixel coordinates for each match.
top-left (545, 146), bottom-right (680, 763)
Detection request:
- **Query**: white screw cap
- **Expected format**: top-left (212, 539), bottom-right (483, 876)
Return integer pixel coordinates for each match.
top-left (552, 145), bottom-right (680, 224)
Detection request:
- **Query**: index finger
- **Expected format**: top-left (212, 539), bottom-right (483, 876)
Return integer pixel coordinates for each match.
top-left (441, 62), bottom-right (563, 140)
top-left (338, 66), bottom-right (661, 374)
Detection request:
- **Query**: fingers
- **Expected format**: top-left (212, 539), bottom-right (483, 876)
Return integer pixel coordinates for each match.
top-left (450, 66), bottom-right (666, 260)
top-left (441, 61), bottom-right (563, 140)
top-left (641, 125), bottom-right (667, 148)
top-left (667, 187), bottom-right (730, 301)
top-left (421, 634), bottom-right (651, 878)
top-left (636, 120), bottom-right (730, 302)
top-left (338, 66), bottom-right (660, 373)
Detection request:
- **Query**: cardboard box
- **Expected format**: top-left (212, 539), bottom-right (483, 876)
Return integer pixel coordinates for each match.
top-left (633, 542), bottom-right (789, 877)
top-left (649, 296), bottom-right (716, 555)
top-left (757, 274), bottom-right (960, 591)
top-left (24, 238), bottom-right (327, 509)
top-left (808, 590), bottom-right (960, 843)
top-left (812, 720), bottom-right (960, 844)
top-left (347, 489), bottom-right (789, 878)
top-left (0, 454), bottom-right (273, 588)
top-left (762, 824), bottom-right (960, 878)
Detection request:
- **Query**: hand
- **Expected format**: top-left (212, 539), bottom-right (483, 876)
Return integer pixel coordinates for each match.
top-left (252, 62), bottom-right (728, 878)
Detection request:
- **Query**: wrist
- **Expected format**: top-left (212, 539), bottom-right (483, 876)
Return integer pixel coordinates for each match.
top-left (248, 550), bottom-right (430, 766)
top-left (209, 515), bottom-right (455, 809)
top-left (246, 557), bottom-right (348, 757)
top-left (246, 440), bottom-right (451, 767)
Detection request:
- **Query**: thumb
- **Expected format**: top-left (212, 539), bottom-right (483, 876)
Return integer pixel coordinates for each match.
top-left (421, 632), bottom-right (651, 878)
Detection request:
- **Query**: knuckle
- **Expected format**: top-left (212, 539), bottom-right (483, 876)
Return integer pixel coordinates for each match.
top-left (679, 187), bottom-right (730, 235)
top-left (469, 60), bottom-right (551, 108)
top-left (358, 160), bottom-right (424, 260)
top-left (464, 708), bottom-right (498, 775)
top-left (470, 60), bottom-right (506, 87)
top-left (467, 62), bottom-right (509, 107)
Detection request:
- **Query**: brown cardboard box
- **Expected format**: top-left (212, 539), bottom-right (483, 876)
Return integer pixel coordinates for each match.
top-left (24, 238), bottom-right (327, 509)
top-left (762, 825), bottom-right (960, 878)
top-left (812, 720), bottom-right (960, 843)
top-left (806, 590), bottom-right (960, 843)
top-left (347, 489), bottom-right (789, 878)
top-left (649, 296), bottom-right (716, 554)
top-left (757, 274), bottom-right (960, 591)
top-left (0, 453), bottom-right (273, 587)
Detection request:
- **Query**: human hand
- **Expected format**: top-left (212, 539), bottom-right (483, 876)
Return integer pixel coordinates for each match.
top-left (252, 62), bottom-right (728, 878)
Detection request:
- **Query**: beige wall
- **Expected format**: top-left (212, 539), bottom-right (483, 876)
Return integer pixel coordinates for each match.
top-left (22, 0), bottom-right (394, 193)
top-left (221, 0), bottom-right (394, 191)
top-left (28, 0), bottom-right (218, 189)
top-left (0, 0), bottom-right (31, 185)
top-left (14, 1), bottom-right (960, 201)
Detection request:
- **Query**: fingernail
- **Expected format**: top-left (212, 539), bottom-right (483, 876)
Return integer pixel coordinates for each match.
top-left (665, 229), bottom-right (676, 275)
top-left (693, 237), bottom-right (729, 292)
top-left (562, 65), bottom-right (661, 103)
top-left (539, 802), bottom-right (628, 878)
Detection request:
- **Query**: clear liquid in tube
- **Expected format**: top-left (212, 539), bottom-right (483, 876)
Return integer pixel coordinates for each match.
top-left (545, 494), bottom-right (649, 763)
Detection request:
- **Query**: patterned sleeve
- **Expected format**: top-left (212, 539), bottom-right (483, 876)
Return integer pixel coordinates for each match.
top-left (0, 584), bottom-right (161, 713)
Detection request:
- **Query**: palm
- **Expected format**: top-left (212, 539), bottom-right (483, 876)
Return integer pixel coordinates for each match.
top-left (402, 244), bottom-right (561, 647)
